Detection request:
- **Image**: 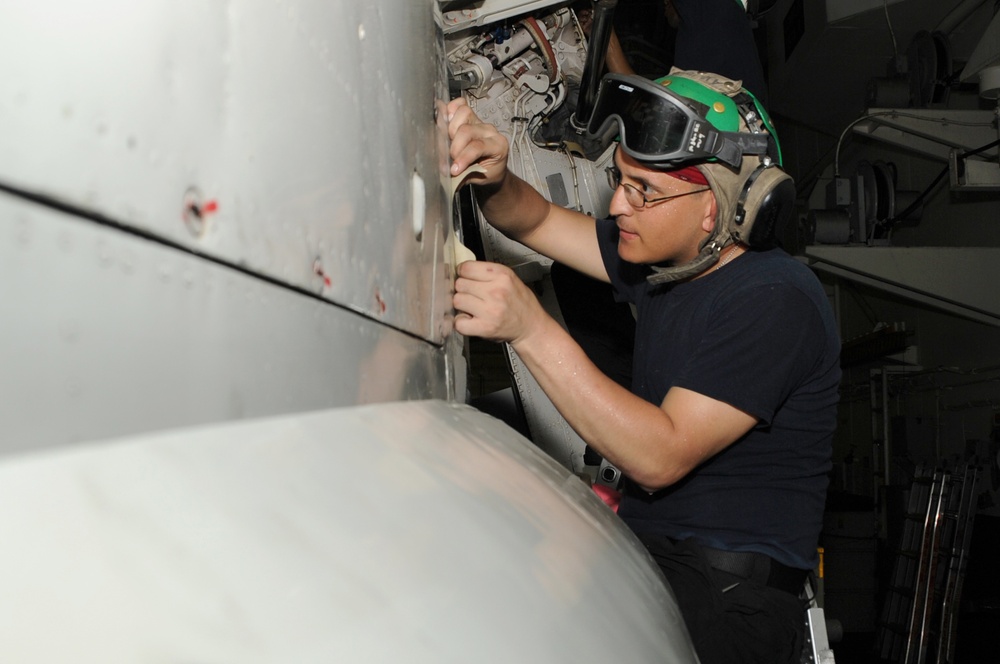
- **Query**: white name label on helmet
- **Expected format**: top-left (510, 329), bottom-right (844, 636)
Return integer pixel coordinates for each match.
top-left (688, 121), bottom-right (705, 152)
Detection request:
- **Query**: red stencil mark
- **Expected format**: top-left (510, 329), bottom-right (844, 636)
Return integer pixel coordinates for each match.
top-left (313, 260), bottom-right (332, 288)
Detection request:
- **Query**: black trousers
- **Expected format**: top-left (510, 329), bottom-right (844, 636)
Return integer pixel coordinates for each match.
top-left (637, 534), bottom-right (806, 664)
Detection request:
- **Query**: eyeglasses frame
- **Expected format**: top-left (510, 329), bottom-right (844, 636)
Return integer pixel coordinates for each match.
top-left (605, 165), bottom-right (710, 209)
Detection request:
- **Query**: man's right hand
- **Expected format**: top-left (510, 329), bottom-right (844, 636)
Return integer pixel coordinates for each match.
top-left (447, 97), bottom-right (509, 191)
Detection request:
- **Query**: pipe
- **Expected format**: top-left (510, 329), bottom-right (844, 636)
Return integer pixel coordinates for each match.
top-left (882, 370), bottom-right (890, 487)
top-left (935, 0), bottom-right (989, 34)
top-left (571, 0), bottom-right (618, 131)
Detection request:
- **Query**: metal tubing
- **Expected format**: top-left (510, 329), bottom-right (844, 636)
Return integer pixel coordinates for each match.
top-left (935, 0), bottom-right (989, 34)
top-left (882, 369), bottom-right (891, 487)
top-left (571, 0), bottom-right (618, 131)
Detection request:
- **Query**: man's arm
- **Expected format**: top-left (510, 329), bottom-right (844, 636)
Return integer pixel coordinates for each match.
top-left (447, 98), bottom-right (609, 283)
top-left (453, 260), bottom-right (757, 493)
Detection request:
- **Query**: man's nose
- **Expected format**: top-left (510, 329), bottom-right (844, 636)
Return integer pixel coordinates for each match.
top-left (608, 185), bottom-right (632, 218)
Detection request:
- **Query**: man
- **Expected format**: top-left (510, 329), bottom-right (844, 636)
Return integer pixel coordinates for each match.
top-left (448, 69), bottom-right (840, 664)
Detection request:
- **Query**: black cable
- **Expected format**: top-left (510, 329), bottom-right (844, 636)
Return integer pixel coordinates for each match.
top-left (844, 281), bottom-right (880, 327)
top-left (883, 137), bottom-right (1000, 232)
top-left (959, 137), bottom-right (1000, 159)
top-left (879, 165), bottom-right (948, 235)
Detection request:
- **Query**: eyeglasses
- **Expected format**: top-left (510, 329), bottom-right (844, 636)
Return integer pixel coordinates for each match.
top-left (605, 165), bottom-right (709, 209)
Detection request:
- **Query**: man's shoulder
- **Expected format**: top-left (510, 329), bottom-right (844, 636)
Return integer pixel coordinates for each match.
top-left (736, 248), bottom-right (823, 292)
top-left (743, 247), bottom-right (806, 274)
top-left (713, 249), bottom-right (835, 329)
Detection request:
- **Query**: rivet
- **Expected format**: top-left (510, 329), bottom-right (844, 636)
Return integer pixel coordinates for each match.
top-left (182, 188), bottom-right (203, 236)
top-left (713, 101), bottom-right (726, 114)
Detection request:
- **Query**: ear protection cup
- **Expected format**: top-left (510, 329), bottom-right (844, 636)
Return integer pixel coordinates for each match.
top-left (732, 164), bottom-right (796, 248)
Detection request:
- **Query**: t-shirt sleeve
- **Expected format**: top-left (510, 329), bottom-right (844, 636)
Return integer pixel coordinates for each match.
top-left (673, 282), bottom-right (827, 424)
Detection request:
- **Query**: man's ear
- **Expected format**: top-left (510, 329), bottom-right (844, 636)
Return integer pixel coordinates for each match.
top-left (701, 192), bottom-right (718, 233)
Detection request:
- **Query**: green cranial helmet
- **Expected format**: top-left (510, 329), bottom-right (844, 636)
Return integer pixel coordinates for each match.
top-left (588, 67), bottom-right (796, 283)
top-left (653, 69), bottom-right (794, 283)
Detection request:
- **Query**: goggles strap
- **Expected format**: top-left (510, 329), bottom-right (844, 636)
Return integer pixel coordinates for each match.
top-left (649, 132), bottom-right (769, 170)
top-left (729, 133), bottom-right (771, 156)
top-left (712, 139), bottom-right (744, 169)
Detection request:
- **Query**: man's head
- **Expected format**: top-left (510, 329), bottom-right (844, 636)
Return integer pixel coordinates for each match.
top-left (587, 68), bottom-right (794, 282)
top-left (607, 149), bottom-right (717, 269)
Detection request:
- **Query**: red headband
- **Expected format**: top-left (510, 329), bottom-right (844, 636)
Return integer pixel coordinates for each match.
top-left (663, 165), bottom-right (709, 185)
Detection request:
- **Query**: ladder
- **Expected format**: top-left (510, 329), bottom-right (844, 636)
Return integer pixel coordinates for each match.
top-left (875, 463), bottom-right (980, 663)
top-left (801, 571), bottom-right (837, 664)
top-left (801, 606), bottom-right (837, 664)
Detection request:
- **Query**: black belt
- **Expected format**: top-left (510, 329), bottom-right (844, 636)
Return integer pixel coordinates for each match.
top-left (699, 546), bottom-right (808, 596)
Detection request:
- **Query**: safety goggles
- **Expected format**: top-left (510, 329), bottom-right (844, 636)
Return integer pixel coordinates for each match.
top-left (586, 73), bottom-right (769, 169)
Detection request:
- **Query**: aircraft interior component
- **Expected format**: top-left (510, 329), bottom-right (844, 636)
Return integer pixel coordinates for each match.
top-left (446, 3), bottom-right (620, 474)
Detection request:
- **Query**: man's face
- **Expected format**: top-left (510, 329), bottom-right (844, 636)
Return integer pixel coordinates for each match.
top-left (609, 150), bottom-right (716, 266)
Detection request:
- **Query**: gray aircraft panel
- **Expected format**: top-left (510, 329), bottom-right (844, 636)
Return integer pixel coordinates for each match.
top-left (0, 0), bottom-right (454, 344)
top-left (0, 191), bottom-right (454, 453)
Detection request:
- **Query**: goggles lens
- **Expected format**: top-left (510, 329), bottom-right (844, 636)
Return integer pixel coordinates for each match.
top-left (587, 74), bottom-right (701, 164)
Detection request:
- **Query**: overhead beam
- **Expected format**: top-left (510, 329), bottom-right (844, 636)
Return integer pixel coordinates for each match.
top-left (853, 109), bottom-right (999, 163)
top-left (804, 246), bottom-right (1000, 327)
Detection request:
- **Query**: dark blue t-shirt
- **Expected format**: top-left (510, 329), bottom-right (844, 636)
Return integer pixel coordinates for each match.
top-left (596, 218), bottom-right (841, 570)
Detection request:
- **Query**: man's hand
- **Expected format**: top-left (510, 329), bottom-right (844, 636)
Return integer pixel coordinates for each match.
top-left (452, 260), bottom-right (546, 345)
top-left (447, 98), bottom-right (510, 190)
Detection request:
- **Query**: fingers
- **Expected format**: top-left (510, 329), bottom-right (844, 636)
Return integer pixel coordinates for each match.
top-left (448, 121), bottom-right (494, 175)
top-left (447, 97), bottom-right (508, 184)
top-left (455, 259), bottom-right (512, 284)
top-left (446, 97), bottom-right (469, 124)
top-left (452, 269), bottom-right (499, 340)
top-left (452, 261), bottom-right (529, 342)
top-left (453, 261), bottom-right (506, 310)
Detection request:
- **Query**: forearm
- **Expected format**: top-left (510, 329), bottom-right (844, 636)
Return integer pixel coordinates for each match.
top-left (448, 96), bottom-right (605, 278)
top-left (511, 315), bottom-right (688, 491)
top-left (473, 170), bottom-right (553, 244)
top-left (605, 32), bottom-right (635, 75)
